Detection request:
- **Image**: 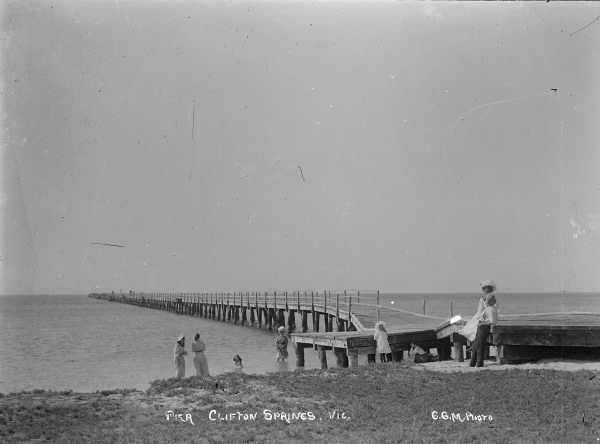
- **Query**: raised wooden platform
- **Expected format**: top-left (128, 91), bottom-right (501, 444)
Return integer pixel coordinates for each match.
top-left (492, 313), bottom-right (600, 364)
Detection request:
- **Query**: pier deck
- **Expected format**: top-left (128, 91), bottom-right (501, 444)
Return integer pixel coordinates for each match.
top-left (89, 292), bottom-right (600, 367)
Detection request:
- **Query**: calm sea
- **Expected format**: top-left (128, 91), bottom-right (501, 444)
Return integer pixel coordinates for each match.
top-left (0, 293), bottom-right (598, 393)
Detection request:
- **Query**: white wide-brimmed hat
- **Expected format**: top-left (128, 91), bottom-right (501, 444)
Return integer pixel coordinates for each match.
top-left (277, 326), bottom-right (286, 333)
top-left (176, 334), bottom-right (185, 342)
top-left (480, 280), bottom-right (496, 290)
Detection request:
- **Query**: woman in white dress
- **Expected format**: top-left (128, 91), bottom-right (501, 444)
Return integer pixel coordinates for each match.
top-left (192, 333), bottom-right (209, 377)
top-left (374, 321), bottom-right (392, 362)
top-left (173, 335), bottom-right (187, 378)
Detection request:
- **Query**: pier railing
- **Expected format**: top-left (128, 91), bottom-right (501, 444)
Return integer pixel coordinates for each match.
top-left (89, 290), bottom-right (449, 331)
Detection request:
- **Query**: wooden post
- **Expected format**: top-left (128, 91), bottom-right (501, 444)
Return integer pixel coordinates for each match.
top-left (452, 334), bottom-right (464, 362)
top-left (314, 312), bottom-right (320, 332)
top-left (348, 296), bottom-right (352, 327)
top-left (450, 300), bottom-right (454, 317)
top-left (295, 343), bottom-right (305, 368)
top-left (287, 310), bottom-right (296, 332)
top-left (436, 339), bottom-right (452, 361)
top-left (285, 291), bottom-right (288, 311)
top-left (367, 353), bottom-right (376, 363)
top-left (333, 347), bottom-right (346, 368)
top-left (357, 290), bottom-right (360, 304)
top-left (349, 349), bottom-right (359, 368)
top-left (257, 306), bottom-right (263, 327)
top-left (336, 293), bottom-right (339, 318)
top-left (318, 346), bottom-right (328, 369)
top-left (377, 290), bottom-right (381, 322)
top-left (422, 298), bottom-right (426, 315)
top-left (301, 311), bottom-right (308, 333)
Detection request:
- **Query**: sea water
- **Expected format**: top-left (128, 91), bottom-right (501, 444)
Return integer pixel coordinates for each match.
top-left (0, 293), bottom-right (598, 393)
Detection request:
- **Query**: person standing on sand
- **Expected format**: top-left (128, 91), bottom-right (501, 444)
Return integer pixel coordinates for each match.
top-left (174, 335), bottom-right (187, 378)
top-left (275, 326), bottom-right (289, 371)
top-left (460, 280), bottom-right (497, 342)
top-left (374, 321), bottom-right (392, 362)
top-left (233, 354), bottom-right (243, 373)
top-left (192, 333), bottom-right (209, 377)
top-left (469, 294), bottom-right (499, 367)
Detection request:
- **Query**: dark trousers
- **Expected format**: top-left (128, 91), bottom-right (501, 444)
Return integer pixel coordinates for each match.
top-left (379, 353), bottom-right (392, 363)
top-left (469, 324), bottom-right (491, 367)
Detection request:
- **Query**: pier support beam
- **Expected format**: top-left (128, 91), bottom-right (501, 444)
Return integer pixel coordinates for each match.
top-left (367, 354), bottom-right (376, 364)
top-left (287, 310), bottom-right (296, 332)
top-left (436, 339), bottom-right (452, 361)
top-left (451, 333), bottom-right (465, 362)
top-left (314, 313), bottom-right (320, 332)
top-left (317, 346), bottom-right (328, 369)
top-left (295, 344), bottom-right (306, 368)
top-left (277, 309), bottom-right (286, 329)
top-left (349, 349), bottom-right (359, 368)
top-left (334, 348), bottom-right (348, 368)
top-left (249, 307), bottom-right (255, 326)
top-left (324, 315), bottom-right (332, 332)
top-left (392, 350), bottom-right (403, 362)
top-left (301, 311), bottom-right (308, 333)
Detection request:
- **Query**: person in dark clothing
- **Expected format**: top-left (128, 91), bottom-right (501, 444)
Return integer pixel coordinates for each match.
top-left (469, 294), bottom-right (498, 367)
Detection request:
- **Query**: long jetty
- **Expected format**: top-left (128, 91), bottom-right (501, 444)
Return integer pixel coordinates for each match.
top-left (89, 291), bottom-right (600, 368)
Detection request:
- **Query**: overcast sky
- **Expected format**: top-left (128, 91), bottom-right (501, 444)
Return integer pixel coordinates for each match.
top-left (2, 1), bottom-right (599, 294)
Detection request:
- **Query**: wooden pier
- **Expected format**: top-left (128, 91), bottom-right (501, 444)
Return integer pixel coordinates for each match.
top-left (89, 292), bottom-right (600, 368)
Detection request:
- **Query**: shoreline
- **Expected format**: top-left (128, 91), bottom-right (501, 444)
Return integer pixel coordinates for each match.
top-left (2, 363), bottom-right (599, 443)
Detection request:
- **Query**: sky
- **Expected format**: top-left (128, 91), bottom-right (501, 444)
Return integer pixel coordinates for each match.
top-left (1, 1), bottom-right (599, 295)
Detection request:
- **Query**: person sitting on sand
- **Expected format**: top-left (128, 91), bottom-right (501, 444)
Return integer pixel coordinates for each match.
top-left (174, 335), bottom-right (187, 379)
top-left (374, 321), bottom-right (392, 362)
top-left (233, 354), bottom-right (243, 373)
top-left (460, 280), bottom-right (497, 342)
top-left (275, 326), bottom-right (289, 371)
top-left (409, 342), bottom-right (437, 363)
top-left (192, 333), bottom-right (209, 377)
top-left (469, 294), bottom-right (498, 368)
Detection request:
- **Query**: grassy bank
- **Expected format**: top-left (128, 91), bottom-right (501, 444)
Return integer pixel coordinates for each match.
top-left (1, 363), bottom-right (599, 443)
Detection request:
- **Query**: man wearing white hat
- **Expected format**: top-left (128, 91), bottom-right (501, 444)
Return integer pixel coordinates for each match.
top-left (174, 335), bottom-right (187, 378)
top-left (460, 280), bottom-right (497, 343)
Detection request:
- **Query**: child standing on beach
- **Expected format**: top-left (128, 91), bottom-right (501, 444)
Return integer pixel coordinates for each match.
top-left (233, 354), bottom-right (243, 373)
top-left (374, 321), bottom-right (392, 362)
top-left (275, 326), bottom-right (289, 372)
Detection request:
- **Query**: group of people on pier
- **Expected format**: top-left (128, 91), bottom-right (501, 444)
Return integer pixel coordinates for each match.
top-left (372, 279), bottom-right (500, 367)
